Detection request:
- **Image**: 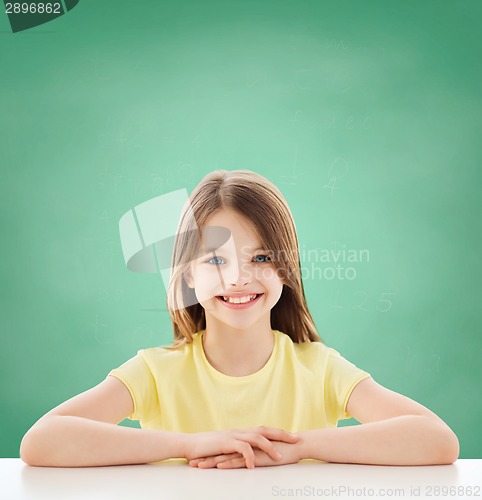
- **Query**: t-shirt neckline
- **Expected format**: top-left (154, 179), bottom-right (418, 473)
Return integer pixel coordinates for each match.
top-left (195, 329), bottom-right (279, 383)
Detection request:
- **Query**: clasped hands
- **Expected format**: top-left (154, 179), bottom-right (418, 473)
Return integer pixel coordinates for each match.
top-left (183, 426), bottom-right (302, 469)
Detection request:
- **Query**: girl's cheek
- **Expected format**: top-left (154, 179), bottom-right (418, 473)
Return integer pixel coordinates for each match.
top-left (193, 273), bottom-right (224, 299)
top-left (251, 264), bottom-right (271, 280)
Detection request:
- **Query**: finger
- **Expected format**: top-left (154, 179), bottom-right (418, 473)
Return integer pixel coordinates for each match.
top-left (234, 441), bottom-right (255, 469)
top-left (189, 458), bottom-right (206, 466)
top-left (197, 459), bottom-right (216, 468)
top-left (197, 457), bottom-right (225, 468)
top-left (237, 432), bottom-right (282, 462)
top-left (217, 456), bottom-right (247, 469)
top-left (190, 451), bottom-right (242, 465)
top-left (189, 456), bottom-right (217, 466)
top-left (189, 458), bottom-right (212, 467)
top-left (194, 453), bottom-right (241, 468)
top-left (256, 426), bottom-right (299, 443)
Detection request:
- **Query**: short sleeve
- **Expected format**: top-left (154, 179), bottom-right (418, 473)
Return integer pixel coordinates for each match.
top-left (324, 348), bottom-right (371, 421)
top-left (107, 350), bottom-right (158, 422)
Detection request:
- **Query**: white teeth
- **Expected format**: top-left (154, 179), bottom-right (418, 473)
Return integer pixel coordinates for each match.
top-left (222, 294), bottom-right (258, 304)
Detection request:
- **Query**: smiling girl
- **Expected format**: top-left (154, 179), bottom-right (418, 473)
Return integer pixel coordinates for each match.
top-left (20, 170), bottom-right (459, 469)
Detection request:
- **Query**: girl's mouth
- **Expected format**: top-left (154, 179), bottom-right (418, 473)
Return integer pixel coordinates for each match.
top-left (215, 293), bottom-right (263, 310)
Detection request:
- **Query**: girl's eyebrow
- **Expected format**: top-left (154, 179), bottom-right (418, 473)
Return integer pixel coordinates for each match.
top-left (242, 247), bottom-right (266, 252)
top-left (197, 247), bottom-right (218, 257)
top-left (198, 246), bottom-right (265, 256)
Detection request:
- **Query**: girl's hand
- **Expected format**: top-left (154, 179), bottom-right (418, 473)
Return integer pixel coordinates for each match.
top-left (182, 426), bottom-right (299, 469)
top-left (188, 435), bottom-right (301, 469)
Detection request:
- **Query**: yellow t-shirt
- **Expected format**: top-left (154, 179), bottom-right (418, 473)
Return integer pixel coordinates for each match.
top-left (108, 329), bottom-right (371, 433)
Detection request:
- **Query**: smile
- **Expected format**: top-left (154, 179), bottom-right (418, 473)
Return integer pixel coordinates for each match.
top-left (215, 293), bottom-right (263, 309)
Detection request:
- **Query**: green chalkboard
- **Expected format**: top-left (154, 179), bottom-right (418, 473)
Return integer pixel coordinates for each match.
top-left (1, 0), bottom-right (480, 460)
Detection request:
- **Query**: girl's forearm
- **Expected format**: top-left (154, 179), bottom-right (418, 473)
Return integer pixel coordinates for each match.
top-left (20, 415), bottom-right (185, 467)
top-left (297, 415), bottom-right (459, 466)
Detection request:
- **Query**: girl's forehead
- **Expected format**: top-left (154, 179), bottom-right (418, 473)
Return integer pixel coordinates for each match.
top-left (205, 207), bottom-right (248, 223)
top-left (204, 209), bottom-right (259, 236)
top-left (198, 225), bottom-right (261, 249)
top-left (195, 228), bottom-right (228, 258)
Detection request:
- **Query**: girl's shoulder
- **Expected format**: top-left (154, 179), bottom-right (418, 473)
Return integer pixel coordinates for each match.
top-left (279, 330), bottom-right (356, 369)
top-left (135, 335), bottom-right (197, 367)
top-left (277, 329), bottom-right (334, 360)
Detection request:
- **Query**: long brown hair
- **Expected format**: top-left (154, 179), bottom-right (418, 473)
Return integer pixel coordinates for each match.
top-left (165, 169), bottom-right (323, 348)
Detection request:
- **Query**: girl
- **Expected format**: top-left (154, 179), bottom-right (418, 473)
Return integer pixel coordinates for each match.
top-left (20, 170), bottom-right (459, 469)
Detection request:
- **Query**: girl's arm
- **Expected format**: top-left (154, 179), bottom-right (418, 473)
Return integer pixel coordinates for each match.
top-left (20, 415), bottom-right (185, 467)
top-left (20, 376), bottom-right (297, 467)
top-left (301, 377), bottom-right (459, 466)
top-left (190, 377), bottom-right (459, 469)
top-left (298, 415), bottom-right (458, 466)
top-left (20, 376), bottom-right (184, 467)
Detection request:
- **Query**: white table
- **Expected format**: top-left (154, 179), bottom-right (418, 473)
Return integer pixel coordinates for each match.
top-left (2, 458), bottom-right (481, 500)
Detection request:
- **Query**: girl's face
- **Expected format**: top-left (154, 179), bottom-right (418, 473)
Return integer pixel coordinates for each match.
top-left (185, 208), bottom-right (284, 331)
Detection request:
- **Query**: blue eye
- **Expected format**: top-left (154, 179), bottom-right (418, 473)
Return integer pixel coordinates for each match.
top-left (253, 255), bottom-right (272, 263)
top-left (206, 256), bottom-right (225, 265)
top-left (205, 255), bottom-right (272, 265)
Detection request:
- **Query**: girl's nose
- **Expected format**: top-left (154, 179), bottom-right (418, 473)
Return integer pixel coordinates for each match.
top-left (224, 260), bottom-right (252, 287)
top-left (229, 279), bottom-right (249, 287)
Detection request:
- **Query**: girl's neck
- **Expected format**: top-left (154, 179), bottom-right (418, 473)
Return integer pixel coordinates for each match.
top-left (201, 320), bottom-right (274, 377)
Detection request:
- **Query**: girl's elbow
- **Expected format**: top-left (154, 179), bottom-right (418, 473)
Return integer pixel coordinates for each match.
top-left (445, 436), bottom-right (460, 464)
top-left (20, 430), bottom-right (44, 467)
top-left (438, 426), bottom-right (460, 464)
top-left (20, 435), bottom-right (36, 466)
